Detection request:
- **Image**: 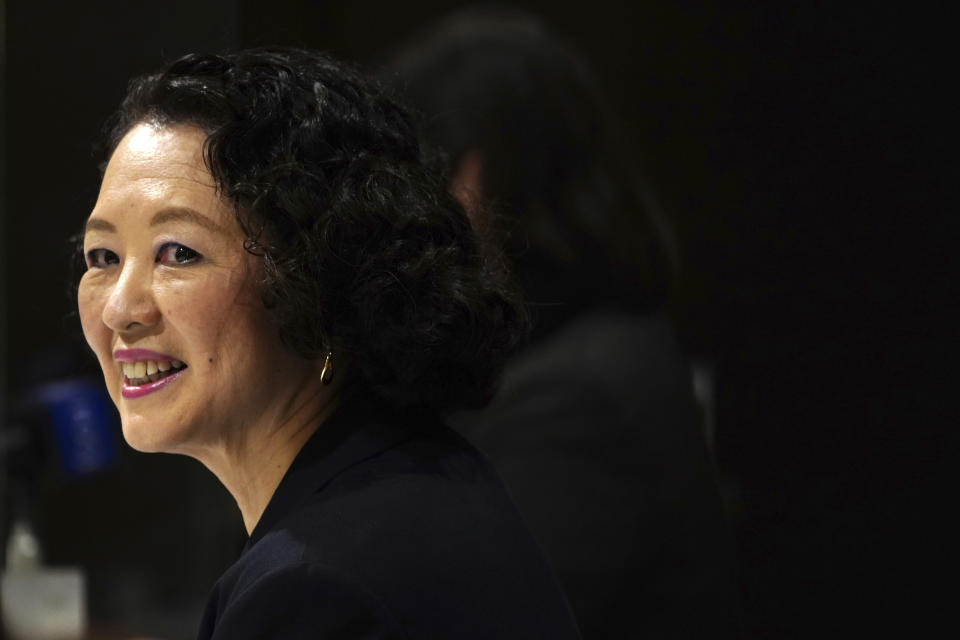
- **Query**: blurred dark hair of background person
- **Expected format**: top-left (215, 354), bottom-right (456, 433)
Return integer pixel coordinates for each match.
top-left (391, 8), bottom-right (676, 335)
top-left (388, 8), bottom-right (742, 639)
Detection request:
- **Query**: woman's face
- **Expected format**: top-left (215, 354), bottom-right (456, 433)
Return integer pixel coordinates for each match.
top-left (79, 123), bottom-right (315, 455)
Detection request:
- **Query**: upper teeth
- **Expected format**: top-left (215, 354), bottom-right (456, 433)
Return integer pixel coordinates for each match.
top-left (122, 359), bottom-right (184, 379)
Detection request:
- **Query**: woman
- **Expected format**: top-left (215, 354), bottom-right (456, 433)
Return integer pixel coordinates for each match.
top-left (77, 48), bottom-right (580, 639)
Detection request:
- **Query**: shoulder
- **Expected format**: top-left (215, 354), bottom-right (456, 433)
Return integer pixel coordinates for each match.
top-left (513, 309), bottom-right (689, 394)
top-left (199, 554), bottom-right (407, 640)
top-left (204, 424), bottom-right (578, 639)
top-left (282, 425), bottom-right (535, 566)
top-left (458, 309), bottom-right (698, 441)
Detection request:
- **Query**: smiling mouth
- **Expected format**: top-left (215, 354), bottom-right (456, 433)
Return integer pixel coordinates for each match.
top-left (121, 359), bottom-right (187, 386)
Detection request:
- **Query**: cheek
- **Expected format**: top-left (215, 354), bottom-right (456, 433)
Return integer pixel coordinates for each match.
top-left (77, 280), bottom-right (108, 351)
top-left (78, 280), bottom-right (120, 405)
top-left (161, 272), bottom-right (276, 367)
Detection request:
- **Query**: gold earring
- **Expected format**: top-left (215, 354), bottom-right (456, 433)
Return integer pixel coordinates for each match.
top-left (321, 352), bottom-right (334, 385)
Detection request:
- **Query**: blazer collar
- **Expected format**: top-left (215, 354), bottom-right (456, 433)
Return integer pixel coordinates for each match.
top-left (245, 387), bottom-right (425, 549)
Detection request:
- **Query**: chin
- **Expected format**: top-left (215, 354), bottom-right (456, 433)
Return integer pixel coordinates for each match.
top-left (120, 415), bottom-right (192, 455)
top-left (121, 421), bottom-right (164, 453)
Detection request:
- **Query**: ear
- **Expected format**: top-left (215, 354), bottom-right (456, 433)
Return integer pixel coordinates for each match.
top-left (450, 150), bottom-right (485, 225)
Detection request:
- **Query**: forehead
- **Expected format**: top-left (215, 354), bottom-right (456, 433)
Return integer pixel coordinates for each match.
top-left (105, 123), bottom-right (212, 185)
top-left (91, 123), bottom-right (232, 228)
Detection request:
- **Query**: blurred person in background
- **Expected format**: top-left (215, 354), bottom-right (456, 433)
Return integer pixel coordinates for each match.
top-left (76, 47), bottom-right (580, 639)
top-left (390, 10), bottom-right (742, 638)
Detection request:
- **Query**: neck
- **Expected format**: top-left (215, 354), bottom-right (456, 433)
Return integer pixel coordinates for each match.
top-left (188, 372), bottom-right (345, 535)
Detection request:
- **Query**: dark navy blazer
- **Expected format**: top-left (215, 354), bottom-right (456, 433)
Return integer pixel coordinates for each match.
top-left (197, 391), bottom-right (581, 639)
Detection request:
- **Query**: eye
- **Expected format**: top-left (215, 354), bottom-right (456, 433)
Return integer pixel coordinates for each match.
top-left (86, 248), bottom-right (120, 269)
top-left (157, 243), bottom-right (202, 265)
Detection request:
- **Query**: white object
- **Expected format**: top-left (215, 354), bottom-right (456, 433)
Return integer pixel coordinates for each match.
top-left (1, 568), bottom-right (87, 640)
top-left (5, 521), bottom-right (42, 572)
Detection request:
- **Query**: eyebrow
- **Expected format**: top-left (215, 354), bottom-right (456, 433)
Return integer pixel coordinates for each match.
top-left (84, 207), bottom-right (227, 235)
top-left (84, 218), bottom-right (116, 233)
top-left (149, 207), bottom-right (227, 234)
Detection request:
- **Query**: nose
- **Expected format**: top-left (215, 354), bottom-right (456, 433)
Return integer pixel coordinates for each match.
top-left (102, 258), bottom-right (162, 333)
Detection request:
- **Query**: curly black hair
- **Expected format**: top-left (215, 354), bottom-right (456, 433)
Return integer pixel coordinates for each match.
top-left (97, 47), bottom-right (526, 412)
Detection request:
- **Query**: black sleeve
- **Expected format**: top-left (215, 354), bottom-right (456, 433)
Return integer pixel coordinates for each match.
top-left (206, 562), bottom-right (407, 640)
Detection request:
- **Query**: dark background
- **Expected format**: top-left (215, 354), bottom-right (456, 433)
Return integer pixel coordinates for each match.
top-left (2, 1), bottom-right (953, 637)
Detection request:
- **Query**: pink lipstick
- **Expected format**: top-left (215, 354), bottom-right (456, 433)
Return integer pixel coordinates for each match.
top-left (121, 368), bottom-right (187, 399)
